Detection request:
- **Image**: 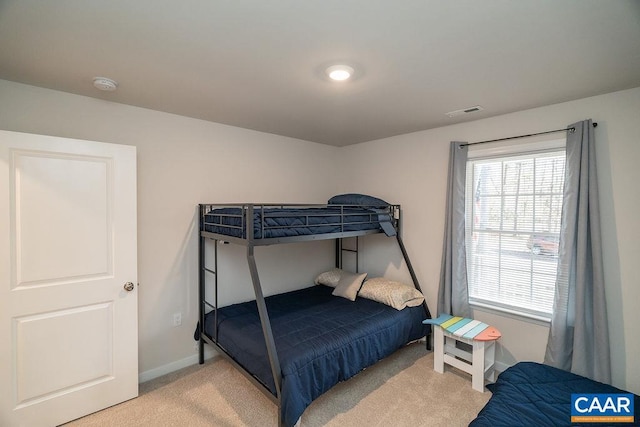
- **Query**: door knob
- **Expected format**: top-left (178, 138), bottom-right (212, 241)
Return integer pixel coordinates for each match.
top-left (123, 282), bottom-right (135, 292)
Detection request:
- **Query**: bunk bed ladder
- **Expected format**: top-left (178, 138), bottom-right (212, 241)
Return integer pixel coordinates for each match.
top-left (198, 229), bottom-right (206, 364)
top-left (199, 206), bottom-right (220, 364)
top-left (335, 236), bottom-right (360, 272)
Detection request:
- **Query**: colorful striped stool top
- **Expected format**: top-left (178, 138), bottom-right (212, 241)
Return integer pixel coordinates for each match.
top-left (422, 314), bottom-right (501, 341)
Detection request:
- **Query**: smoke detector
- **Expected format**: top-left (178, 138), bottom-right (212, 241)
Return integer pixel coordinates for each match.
top-left (93, 77), bottom-right (118, 91)
top-left (446, 105), bottom-right (483, 118)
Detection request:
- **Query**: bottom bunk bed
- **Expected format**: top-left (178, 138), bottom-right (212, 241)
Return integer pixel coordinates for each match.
top-left (470, 362), bottom-right (640, 426)
top-left (196, 283), bottom-right (428, 427)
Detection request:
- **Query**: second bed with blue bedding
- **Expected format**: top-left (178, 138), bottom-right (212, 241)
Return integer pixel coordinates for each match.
top-left (470, 362), bottom-right (640, 426)
top-left (199, 284), bottom-right (427, 426)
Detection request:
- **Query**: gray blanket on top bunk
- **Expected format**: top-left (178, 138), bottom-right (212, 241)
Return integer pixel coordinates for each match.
top-left (203, 206), bottom-right (396, 238)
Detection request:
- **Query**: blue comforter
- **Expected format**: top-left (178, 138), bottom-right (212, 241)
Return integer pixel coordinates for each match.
top-left (470, 362), bottom-right (640, 426)
top-left (200, 285), bottom-right (427, 426)
top-left (202, 206), bottom-right (394, 239)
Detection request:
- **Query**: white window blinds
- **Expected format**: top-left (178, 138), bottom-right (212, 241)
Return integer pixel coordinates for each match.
top-left (465, 149), bottom-right (565, 319)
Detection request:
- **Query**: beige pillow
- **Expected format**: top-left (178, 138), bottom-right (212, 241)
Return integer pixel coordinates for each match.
top-left (358, 277), bottom-right (425, 310)
top-left (332, 271), bottom-right (368, 301)
top-left (314, 268), bottom-right (344, 287)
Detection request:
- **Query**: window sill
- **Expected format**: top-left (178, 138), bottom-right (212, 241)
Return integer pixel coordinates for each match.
top-left (470, 302), bottom-right (551, 327)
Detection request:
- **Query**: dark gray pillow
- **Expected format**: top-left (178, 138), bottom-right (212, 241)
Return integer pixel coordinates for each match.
top-left (328, 193), bottom-right (389, 207)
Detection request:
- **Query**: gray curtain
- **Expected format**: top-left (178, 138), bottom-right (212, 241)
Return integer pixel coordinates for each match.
top-left (544, 119), bottom-right (611, 383)
top-left (437, 141), bottom-right (472, 317)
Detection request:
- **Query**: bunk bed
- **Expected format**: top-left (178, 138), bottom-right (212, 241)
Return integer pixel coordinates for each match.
top-left (195, 195), bottom-right (433, 427)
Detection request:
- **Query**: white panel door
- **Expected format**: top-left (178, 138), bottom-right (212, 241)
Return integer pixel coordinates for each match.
top-left (0, 130), bottom-right (138, 427)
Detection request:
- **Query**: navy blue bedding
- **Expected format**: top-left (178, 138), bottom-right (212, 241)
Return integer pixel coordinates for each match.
top-left (470, 362), bottom-right (640, 427)
top-left (200, 285), bottom-right (427, 426)
top-left (202, 206), bottom-right (395, 239)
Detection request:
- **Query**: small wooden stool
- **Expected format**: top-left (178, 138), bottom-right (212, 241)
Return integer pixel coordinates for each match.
top-left (423, 314), bottom-right (501, 392)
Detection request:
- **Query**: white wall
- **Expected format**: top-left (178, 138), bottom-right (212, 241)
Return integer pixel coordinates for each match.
top-left (0, 79), bottom-right (340, 378)
top-left (339, 87), bottom-right (640, 394)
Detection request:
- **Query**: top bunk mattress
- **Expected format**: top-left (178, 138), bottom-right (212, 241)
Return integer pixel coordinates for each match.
top-left (199, 284), bottom-right (427, 426)
top-left (201, 205), bottom-right (396, 239)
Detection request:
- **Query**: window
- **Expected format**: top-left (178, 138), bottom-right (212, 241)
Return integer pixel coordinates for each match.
top-left (465, 142), bottom-right (565, 320)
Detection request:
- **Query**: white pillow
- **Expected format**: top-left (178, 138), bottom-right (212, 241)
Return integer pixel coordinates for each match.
top-left (314, 268), bottom-right (344, 287)
top-left (358, 277), bottom-right (425, 310)
top-left (332, 271), bottom-right (368, 301)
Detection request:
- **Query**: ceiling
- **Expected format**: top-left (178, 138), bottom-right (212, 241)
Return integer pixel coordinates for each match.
top-left (1, 1), bottom-right (639, 147)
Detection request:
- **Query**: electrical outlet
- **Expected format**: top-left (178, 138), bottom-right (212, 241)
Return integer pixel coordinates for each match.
top-left (172, 312), bottom-right (182, 327)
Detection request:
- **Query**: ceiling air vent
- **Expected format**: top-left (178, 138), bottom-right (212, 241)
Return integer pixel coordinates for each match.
top-left (445, 105), bottom-right (483, 118)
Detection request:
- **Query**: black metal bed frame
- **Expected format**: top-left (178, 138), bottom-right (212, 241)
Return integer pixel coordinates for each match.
top-left (196, 203), bottom-right (432, 426)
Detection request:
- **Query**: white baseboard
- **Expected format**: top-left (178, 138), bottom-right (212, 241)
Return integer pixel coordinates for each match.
top-left (138, 346), bottom-right (218, 383)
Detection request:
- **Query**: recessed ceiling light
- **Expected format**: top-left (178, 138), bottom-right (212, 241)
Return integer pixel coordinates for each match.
top-left (93, 77), bottom-right (118, 91)
top-left (326, 65), bottom-right (354, 81)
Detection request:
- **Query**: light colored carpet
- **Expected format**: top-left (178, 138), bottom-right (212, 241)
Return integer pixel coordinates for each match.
top-left (64, 343), bottom-right (490, 426)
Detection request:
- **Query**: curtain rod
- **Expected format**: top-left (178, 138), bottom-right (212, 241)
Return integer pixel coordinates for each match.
top-left (460, 122), bottom-right (598, 148)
